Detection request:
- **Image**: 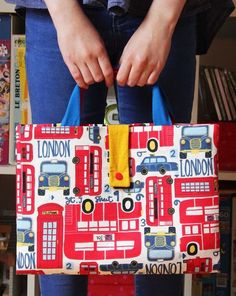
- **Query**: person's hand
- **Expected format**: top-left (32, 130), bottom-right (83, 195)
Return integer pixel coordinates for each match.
top-left (57, 19), bottom-right (113, 89)
top-left (116, 0), bottom-right (186, 87)
top-left (117, 19), bottom-right (172, 87)
top-left (45, 0), bottom-right (113, 89)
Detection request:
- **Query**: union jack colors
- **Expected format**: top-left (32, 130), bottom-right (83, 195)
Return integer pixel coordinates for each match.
top-left (16, 123), bottom-right (220, 275)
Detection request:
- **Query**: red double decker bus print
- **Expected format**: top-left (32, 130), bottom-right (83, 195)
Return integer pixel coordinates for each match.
top-left (129, 125), bottom-right (173, 151)
top-left (174, 177), bottom-right (219, 256)
top-left (184, 257), bottom-right (213, 274)
top-left (175, 177), bottom-right (218, 198)
top-left (34, 124), bottom-right (83, 139)
top-left (145, 176), bottom-right (173, 227)
top-left (16, 164), bottom-right (35, 215)
top-left (72, 145), bottom-right (102, 196)
top-left (79, 262), bottom-right (99, 275)
top-left (64, 201), bottom-right (142, 261)
top-left (16, 142), bottom-right (33, 163)
top-left (16, 125), bottom-right (33, 141)
top-left (105, 125), bottom-right (173, 152)
top-left (179, 197), bottom-right (219, 256)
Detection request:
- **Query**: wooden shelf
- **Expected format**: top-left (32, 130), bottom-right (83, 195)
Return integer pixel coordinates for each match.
top-left (0, 0), bottom-right (15, 13)
top-left (0, 165), bottom-right (16, 175)
top-left (219, 170), bottom-right (236, 181)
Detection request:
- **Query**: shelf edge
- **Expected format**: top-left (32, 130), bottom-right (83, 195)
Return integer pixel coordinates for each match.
top-left (0, 165), bottom-right (16, 175)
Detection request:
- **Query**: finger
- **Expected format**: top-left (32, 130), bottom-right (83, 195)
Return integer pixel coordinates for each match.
top-left (147, 70), bottom-right (160, 85)
top-left (137, 69), bottom-right (152, 87)
top-left (116, 62), bottom-right (132, 86)
top-left (86, 60), bottom-right (105, 84)
top-left (67, 62), bottom-right (88, 89)
top-left (79, 63), bottom-right (95, 85)
top-left (126, 65), bottom-right (143, 87)
top-left (98, 54), bottom-right (114, 87)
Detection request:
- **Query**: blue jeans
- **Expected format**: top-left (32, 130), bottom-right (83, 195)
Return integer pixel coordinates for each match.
top-left (25, 6), bottom-right (196, 296)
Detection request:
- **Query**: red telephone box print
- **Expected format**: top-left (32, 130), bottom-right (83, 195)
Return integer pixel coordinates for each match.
top-left (37, 204), bottom-right (63, 269)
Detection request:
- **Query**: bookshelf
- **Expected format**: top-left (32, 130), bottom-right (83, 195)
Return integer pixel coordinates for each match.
top-left (193, 5), bottom-right (236, 295)
top-left (0, 5), bottom-right (31, 296)
top-left (199, 12), bottom-right (236, 182)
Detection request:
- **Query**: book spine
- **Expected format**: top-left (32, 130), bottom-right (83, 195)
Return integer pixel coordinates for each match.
top-left (228, 70), bottom-right (236, 93)
top-left (210, 67), bottom-right (227, 121)
top-left (17, 41), bottom-right (30, 124)
top-left (9, 35), bottom-right (26, 165)
top-left (219, 69), bottom-right (236, 120)
top-left (204, 67), bottom-right (222, 121)
top-left (231, 196), bottom-right (236, 296)
top-left (198, 67), bottom-right (213, 123)
top-left (215, 194), bottom-right (232, 296)
top-left (215, 69), bottom-right (232, 120)
top-left (224, 69), bottom-right (236, 111)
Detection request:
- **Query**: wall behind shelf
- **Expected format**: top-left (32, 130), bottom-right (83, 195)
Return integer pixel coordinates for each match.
top-left (200, 17), bottom-right (236, 70)
top-left (0, 175), bottom-right (16, 210)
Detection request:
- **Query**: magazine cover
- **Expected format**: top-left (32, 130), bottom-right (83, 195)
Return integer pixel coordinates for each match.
top-left (0, 14), bottom-right (11, 164)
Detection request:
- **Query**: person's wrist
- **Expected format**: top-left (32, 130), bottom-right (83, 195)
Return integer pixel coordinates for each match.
top-left (45, 0), bottom-right (87, 32)
top-left (144, 0), bottom-right (186, 35)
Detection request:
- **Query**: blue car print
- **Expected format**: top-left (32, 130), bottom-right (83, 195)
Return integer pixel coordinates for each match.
top-left (100, 261), bottom-right (143, 274)
top-left (136, 156), bottom-right (178, 175)
top-left (144, 227), bottom-right (176, 261)
top-left (179, 125), bottom-right (212, 159)
top-left (38, 160), bottom-right (70, 196)
top-left (17, 217), bottom-right (34, 252)
top-left (88, 126), bottom-right (101, 144)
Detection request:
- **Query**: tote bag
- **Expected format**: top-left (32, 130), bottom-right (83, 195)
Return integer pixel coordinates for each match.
top-left (16, 85), bottom-right (220, 275)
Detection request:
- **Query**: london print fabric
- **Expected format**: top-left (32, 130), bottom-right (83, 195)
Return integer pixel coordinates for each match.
top-left (16, 123), bottom-right (220, 275)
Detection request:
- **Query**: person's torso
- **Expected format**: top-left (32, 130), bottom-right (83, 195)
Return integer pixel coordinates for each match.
top-left (4, 0), bottom-right (210, 16)
top-left (3, 0), bottom-right (235, 54)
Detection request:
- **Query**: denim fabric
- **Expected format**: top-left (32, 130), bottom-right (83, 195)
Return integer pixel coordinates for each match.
top-left (39, 275), bottom-right (88, 296)
top-left (25, 6), bottom-right (196, 296)
top-left (83, 0), bottom-right (130, 14)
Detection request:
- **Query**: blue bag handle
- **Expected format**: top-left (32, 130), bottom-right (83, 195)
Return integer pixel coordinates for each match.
top-left (61, 84), bottom-right (172, 126)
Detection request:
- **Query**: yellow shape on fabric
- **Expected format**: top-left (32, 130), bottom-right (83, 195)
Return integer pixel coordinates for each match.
top-left (108, 125), bottom-right (130, 188)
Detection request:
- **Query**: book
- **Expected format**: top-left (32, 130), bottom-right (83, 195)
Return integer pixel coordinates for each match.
top-left (213, 68), bottom-right (230, 121)
top-left (228, 70), bottom-right (236, 93)
top-left (0, 14), bottom-right (11, 164)
top-left (104, 95), bottom-right (119, 124)
top-left (219, 68), bottom-right (236, 120)
top-left (203, 67), bottom-right (222, 121)
top-left (199, 66), bottom-right (236, 122)
top-left (198, 66), bottom-right (218, 122)
top-left (209, 68), bottom-right (227, 121)
top-left (225, 69), bottom-right (236, 110)
top-left (9, 35), bottom-right (29, 165)
top-left (216, 194), bottom-right (233, 296)
top-left (201, 275), bottom-right (215, 296)
top-left (231, 196), bottom-right (236, 296)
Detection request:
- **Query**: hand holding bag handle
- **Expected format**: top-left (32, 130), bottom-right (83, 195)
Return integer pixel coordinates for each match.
top-left (61, 84), bottom-right (172, 188)
top-left (61, 84), bottom-right (172, 126)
